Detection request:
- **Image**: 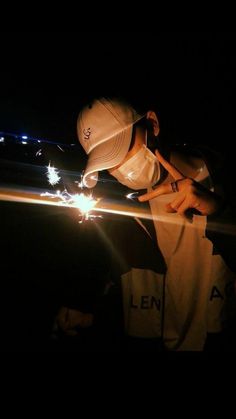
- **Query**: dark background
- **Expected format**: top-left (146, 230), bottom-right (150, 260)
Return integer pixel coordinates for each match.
top-left (0, 32), bottom-right (235, 351)
top-left (1, 31), bottom-right (235, 147)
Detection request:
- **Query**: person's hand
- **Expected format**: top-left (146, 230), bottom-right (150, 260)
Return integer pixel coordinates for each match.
top-left (56, 307), bottom-right (94, 336)
top-left (138, 150), bottom-right (224, 219)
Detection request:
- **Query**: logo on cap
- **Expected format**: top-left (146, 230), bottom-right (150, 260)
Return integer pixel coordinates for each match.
top-left (83, 128), bottom-right (92, 141)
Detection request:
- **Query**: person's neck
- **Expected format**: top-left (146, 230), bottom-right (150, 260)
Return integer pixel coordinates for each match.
top-left (152, 145), bottom-right (170, 186)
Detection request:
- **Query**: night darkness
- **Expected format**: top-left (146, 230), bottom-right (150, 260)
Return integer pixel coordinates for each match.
top-left (0, 32), bottom-right (236, 351)
top-left (1, 32), bottom-right (235, 147)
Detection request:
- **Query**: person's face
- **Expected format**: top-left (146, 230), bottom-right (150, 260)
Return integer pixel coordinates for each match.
top-left (108, 111), bottom-right (160, 175)
top-left (108, 125), bottom-right (146, 175)
top-left (108, 112), bottom-right (161, 190)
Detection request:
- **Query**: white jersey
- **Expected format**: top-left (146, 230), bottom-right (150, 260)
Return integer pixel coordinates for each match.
top-left (120, 164), bottom-right (235, 351)
top-left (148, 164), bottom-right (235, 350)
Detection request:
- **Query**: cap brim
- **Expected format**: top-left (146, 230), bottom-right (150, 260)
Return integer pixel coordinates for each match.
top-left (83, 124), bottom-right (133, 188)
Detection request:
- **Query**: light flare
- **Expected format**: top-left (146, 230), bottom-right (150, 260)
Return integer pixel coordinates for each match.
top-left (126, 192), bottom-right (139, 201)
top-left (1, 186), bottom-right (236, 235)
top-left (36, 149), bottom-right (42, 157)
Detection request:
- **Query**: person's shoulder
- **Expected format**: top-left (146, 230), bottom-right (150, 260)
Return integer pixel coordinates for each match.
top-left (171, 143), bottom-right (225, 172)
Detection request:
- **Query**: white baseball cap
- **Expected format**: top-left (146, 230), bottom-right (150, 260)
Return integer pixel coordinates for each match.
top-left (77, 97), bottom-right (144, 188)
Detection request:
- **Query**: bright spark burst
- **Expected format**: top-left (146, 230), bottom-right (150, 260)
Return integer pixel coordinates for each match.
top-left (72, 193), bottom-right (97, 214)
top-left (41, 189), bottom-right (100, 222)
top-left (44, 164), bottom-right (100, 222)
top-left (46, 163), bottom-right (61, 186)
